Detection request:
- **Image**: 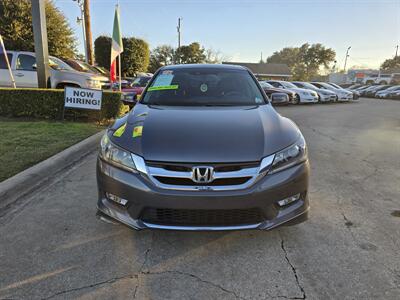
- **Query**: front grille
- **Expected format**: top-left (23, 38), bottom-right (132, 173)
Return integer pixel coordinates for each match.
top-left (146, 161), bottom-right (261, 191)
top-left (154, 176), bottom-right (251, 186)
top-left (140, 208), bottom-right (265, 226)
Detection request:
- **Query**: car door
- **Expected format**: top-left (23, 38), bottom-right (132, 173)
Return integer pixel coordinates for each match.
top-left (0, 52), bottom-right (14, 87)
top-left (14, 53), bottom-right (38, 87)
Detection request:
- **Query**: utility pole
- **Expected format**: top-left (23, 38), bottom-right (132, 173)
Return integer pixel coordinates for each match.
top-left (260, 52), bottom-right (263, 63)
top-left (75, 0), bottom-right (87, 63)
top-left (31, 0), bottom-right (50, 88)
top-left (177, 17), bottom-right (182, 64)
top-left (395, 45), bottom-right (398, 58)
top-left (83, 0), bottom-right (94, 64)
top-left (343, 46), bottom-right (351, 73)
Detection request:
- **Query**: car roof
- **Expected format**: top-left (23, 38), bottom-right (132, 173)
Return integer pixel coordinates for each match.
top-left (161, 64), bottom-right (247, 71)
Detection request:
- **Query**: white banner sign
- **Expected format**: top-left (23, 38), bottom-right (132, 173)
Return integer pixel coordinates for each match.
top-left (64, 86), bottom-right (102, 110)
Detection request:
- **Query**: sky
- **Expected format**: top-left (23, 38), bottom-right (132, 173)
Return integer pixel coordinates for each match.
top-left (54, 0), bottom-right (400, 69)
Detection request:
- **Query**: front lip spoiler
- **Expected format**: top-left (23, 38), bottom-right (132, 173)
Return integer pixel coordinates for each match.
top-left (97, 196), bottom-right (310, 231)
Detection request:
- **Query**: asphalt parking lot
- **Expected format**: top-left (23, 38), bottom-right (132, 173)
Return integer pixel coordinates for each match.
top-left (0, 98), bottom-right (399, 300)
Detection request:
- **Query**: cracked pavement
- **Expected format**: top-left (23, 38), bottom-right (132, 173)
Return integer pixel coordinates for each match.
top-left (0, 98), bottom-right (399, 299)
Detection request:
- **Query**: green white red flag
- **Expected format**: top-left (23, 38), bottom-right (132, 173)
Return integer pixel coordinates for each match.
top-left (110, 5), bottom-right (123, 82)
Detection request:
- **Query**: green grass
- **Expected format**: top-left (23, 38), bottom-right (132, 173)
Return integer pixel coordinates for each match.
top-left (0, 118), bottom-right (103, 182)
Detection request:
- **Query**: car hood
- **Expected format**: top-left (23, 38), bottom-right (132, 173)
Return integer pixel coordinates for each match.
top-left (109, 103), bottom-right (300, 163)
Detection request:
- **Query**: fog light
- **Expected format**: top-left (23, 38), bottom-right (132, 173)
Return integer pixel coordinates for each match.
top-left (277, 193), bottom-right (301, 207)
top-left (106, 192), bottom-right (128, 206)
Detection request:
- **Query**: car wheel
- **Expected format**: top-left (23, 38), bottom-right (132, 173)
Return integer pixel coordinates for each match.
top-left (293, 94), bottom-right (300, 104)
top-left (379, 81), bottom-right (387, 85)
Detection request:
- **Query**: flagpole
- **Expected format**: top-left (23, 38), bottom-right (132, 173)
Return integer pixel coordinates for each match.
top-left (0, 35), bottom-right (16, 88)
top-left (118, 53), bottom-right (122, 92)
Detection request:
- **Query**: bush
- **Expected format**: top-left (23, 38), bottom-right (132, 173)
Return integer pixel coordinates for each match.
top-left (0, 88), bottom-right (123, 121)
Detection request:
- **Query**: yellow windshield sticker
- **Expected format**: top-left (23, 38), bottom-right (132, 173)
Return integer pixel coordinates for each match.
top-left (113, 123), bottom-right (127, 137)
top-left (147, 85), bottom-right (179, 92)
top-left (133, 126), bottom-right (143, 138)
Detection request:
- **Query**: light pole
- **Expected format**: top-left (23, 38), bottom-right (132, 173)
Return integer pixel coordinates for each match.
top-left (343, 46), bottom-right (351, 73)
top-left (73, 0), bottom-right (88, 63)
top-left (177, 17), bottom-right (182, 64)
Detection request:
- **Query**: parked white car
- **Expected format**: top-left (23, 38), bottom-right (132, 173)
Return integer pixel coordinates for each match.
top-left (363, 74), bottom-right (392, 85)
top-left (311, 82), bottom-right (353, 101)
top-left (0, 51), bottom-right (108, 89)
top-left (292, 81), bottom-right (336, 102)
top-left (267, 80), bottom-right (318, 104)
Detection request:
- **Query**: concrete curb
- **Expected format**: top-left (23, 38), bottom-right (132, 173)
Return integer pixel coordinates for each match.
top-left (0, 130), bottom-right (105, 212)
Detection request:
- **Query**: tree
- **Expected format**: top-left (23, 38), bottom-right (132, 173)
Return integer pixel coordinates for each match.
top-left (176, 42), bottom-right (206, 64)
top-left (205, 48), bottom-right (223, 64)
top-left (148, 45), bottom-right (175, 73)
top-left (94, 35), bottom-right (150, 76)
top-left (267, 43), bottom-right (335, 81)
top-left (0, 0), bottom-right (76, 58)
top-left (94, 36), bottom-right (111, 68)
top-left (381, 56), bottom-right (400, 71)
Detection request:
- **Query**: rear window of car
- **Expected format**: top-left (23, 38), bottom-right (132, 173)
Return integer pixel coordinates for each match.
top-left (141, 68), bottom-right (266, 106)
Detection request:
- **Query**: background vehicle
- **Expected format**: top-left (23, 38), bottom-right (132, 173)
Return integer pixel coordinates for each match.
top-left (363, 74), bottom-right (392, 85)
top-left (0, 51), bottom-right (106, 89)
top-left (121, 75), bottom-right (152, 95)
top-left (292, 81), bottom-right (336, 102)
top-left (311, 82), bottom-right (353, 101)
top-left (363, 85), bottom-right (391, 98)
top-left (259, 81), bottom-right (296, 103)
top-left (375, 85), bottom-right (400, 98)
top-left (63, 58), bottom-right (111, 89)
top-left (267, 80), bottom-right (318, 104)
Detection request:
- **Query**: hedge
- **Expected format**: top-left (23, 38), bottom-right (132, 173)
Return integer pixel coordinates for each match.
top-left (0, 88), bottom-right (124, 121)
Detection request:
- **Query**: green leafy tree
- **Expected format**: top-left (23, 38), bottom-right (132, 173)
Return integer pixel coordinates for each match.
top-left (148, 45), bottom-right (175, 73)
top-left (380, 56), bottom-right (400, 71)
top-left (94, 35), bottom-right (111, 68)
top-left (121, 37), bottom-right (149, 76)
top-left (0, 0), bottom-right (76, 58)
top-left (94, 35), bottom-right (150, 76)
top-left (176, 42), bottom-right (206, 64)
top-left (267, 43), bottom-right (335, 81)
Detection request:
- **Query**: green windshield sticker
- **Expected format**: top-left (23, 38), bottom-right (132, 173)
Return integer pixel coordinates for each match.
top-left (113, 123), bottom-right (127, 137)
top-left (147, 85), bottom-right (179, 91)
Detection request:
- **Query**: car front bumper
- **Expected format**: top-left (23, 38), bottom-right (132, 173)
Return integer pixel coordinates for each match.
top-left (96, 158), bottom-right (310, 231)
top-left (299, 95), bottom-right (319, 103)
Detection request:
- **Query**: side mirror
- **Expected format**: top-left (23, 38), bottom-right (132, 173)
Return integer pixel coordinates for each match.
top-left (121, 92), bottom-right (138, 109)
top-left (270, 93), bottom-right (289, 105)
top-left (32, 63), bottom-right (37, 70)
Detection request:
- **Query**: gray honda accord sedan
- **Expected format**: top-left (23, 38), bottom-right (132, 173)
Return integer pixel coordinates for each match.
top-left (97, 64), bottom-right (309, 230)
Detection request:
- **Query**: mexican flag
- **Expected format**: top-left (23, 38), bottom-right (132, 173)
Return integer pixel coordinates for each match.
top-left (110, 6), bottom-right (123, 83)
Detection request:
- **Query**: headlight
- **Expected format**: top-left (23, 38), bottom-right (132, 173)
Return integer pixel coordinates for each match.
top-left (269, 134), bottom-right (307, 174)
top-left (86, 79), bottom-right (100, 88)
top-left (100, 134), bottom-right (137, 171)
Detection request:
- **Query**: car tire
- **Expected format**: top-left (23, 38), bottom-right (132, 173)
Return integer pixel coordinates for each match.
top-left (293, 94), bottom-right (300, 105)
top-left (379, 81), bottom-right (387, 85)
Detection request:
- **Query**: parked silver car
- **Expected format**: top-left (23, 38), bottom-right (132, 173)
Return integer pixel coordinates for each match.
top-left (0, 51), bottom-right (108, 89)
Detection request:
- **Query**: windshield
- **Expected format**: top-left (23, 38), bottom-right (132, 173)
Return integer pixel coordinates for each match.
top-left (141, 68), bottom-right (266, 106)
top-left (49, 57), bottom-right (74, 71)
top-left (259, 81), bottom-right (274, 88)
top-left (316, 82), bottom-right (336, 90)
top-left (329, 83), bottom-right (342, 89)
top-left (295, 82), bottom-right (316, 90)
top-left (280, 81), bottom-right (297, 89)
